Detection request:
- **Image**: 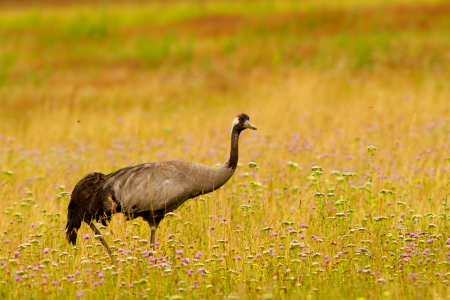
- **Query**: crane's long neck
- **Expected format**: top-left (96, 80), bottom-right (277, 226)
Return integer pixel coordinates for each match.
top-left (224, 127), bottom-right (241, 170)
top-left (189, 126), bottom-right (241, 198)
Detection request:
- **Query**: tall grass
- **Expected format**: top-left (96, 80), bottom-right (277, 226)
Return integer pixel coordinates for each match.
top-left (1, 0), bottom-right (450, 299)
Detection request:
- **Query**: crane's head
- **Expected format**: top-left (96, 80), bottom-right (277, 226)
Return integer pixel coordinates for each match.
top-left (232, 113), bottom-right (257, 131)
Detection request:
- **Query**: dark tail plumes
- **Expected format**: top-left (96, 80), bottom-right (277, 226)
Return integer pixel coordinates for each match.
top-left (66, 172), bottom-right (113, 245)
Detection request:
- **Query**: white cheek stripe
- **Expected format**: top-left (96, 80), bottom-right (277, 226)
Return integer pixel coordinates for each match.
top-left (231, 118), bottom-right (239, 137)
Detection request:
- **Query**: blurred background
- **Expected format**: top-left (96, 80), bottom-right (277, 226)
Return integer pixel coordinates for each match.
top-left (0, 0), bottom-right (449, 175)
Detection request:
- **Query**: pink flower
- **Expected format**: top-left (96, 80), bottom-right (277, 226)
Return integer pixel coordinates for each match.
top-left (83, 234), bottom-right (90, 240)
top-left (14, 275), bottom-right (21, 281)
top-left (43, 248), bottom-right (49, 254)
top-left (195, 251), bottom-right (203, 259)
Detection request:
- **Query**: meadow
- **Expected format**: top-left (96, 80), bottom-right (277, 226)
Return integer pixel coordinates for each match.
top-left (1, 0), bottom-right (450, 299)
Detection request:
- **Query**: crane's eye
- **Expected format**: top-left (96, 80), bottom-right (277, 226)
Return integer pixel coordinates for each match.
top-left (238, 118), bottom-right (242, 122)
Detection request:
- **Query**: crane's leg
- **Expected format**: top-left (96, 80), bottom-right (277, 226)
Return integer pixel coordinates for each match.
top-left (150, 226), bottom-right (156, 249)
top-left (144, 215), bottom-right (163, 254)
top-left (89, 221), bottom-right (113, 259)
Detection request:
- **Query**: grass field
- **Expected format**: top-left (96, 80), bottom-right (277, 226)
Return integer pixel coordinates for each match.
top-left (1, 0), bottom-right (450, 299)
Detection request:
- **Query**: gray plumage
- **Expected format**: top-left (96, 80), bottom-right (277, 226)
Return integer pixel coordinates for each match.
top-left (66, 113), bottom-right (257, 256)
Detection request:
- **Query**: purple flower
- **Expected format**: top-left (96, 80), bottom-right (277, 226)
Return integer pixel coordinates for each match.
top-left (43, 248), bottom-right (49, 254)
top-left (83, 234), bottom-right (90, 240)
top-left (30, 223), bottom-right (35, 228)
top-left (97, 272), bottom-right (104, 278)
top-left (14, 250), bottom-right (20, 257)
top-left (195, 251), bottom-right (203, 259)
top-left (236, 256), bottom-right (242, 260)
top-left (14, 275), bottom-right (21, 281)
top-left (390, 214), bottom-right (395, 218)
top-left (76, 290), bottom-right (85, 297)
top-left (324, 255), bottom-right (329, 260)
top-left (51, 280), bottom-right (58, 286)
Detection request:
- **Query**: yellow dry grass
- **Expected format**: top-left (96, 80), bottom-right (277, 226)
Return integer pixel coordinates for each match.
top-left (0, 0), bottom-right (450, 299)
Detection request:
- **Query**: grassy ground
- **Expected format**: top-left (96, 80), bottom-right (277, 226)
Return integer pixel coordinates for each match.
top-left (1, 0), bottom-right (450, 299)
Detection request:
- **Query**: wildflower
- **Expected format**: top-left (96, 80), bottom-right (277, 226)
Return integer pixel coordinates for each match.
top-left (76, 290), bottom-right (85, 297)
top-left (236, 256), bottom-right (242, 260)
top-left (181, 258), bottom-right (190, 265)
top-left (14, 275), bottom-right (21, 281)
top-left (195, 251), bottom-right (203, 259)
top-left (51, 280), bottom-right (58, 286)
top-left (83, 234), bottom-right (90, 240)
top-left (390, 214), bottom-right (395, 218)
top-left (97, 272), bottom-right (104, 278)
top-left (248, 162), bottom-right (259, 169)
top-left (43, 248), bottom-right (49, 254)
top-left (311, 166), bottom-right (323, 172)
top-left (30, 223), bottom-right (35, 228)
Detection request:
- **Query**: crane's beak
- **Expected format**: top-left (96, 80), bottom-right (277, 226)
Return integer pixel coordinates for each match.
top-left (245, 120), bottom-right (257, 130)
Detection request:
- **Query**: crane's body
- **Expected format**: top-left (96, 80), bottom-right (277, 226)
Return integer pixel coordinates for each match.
top-left (105, 160), bottom-right (234, 215)
top-left (66, 113), bottom-right (257, 257)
